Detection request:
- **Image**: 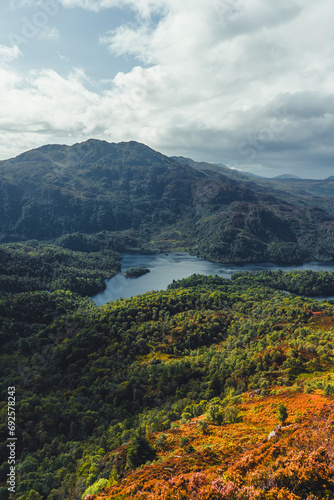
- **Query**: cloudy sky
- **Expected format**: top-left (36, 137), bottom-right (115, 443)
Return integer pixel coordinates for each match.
top-left (0, 0), bottom-right (334, 178)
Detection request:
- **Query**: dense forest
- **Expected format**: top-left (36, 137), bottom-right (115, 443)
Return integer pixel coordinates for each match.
top-left (0, 242), bottom-right (121, 296)
top-left (1, 255), bottom-right (334, 499)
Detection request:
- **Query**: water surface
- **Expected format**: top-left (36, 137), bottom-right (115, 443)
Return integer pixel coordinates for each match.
top-left (92, 252), bottom-right (334, 305)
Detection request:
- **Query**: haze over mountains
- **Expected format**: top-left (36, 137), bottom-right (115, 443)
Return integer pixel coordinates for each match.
top-left (1, 139), bottom-right (334, 263)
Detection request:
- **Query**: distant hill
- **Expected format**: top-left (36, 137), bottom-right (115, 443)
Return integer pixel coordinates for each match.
top-left (272, 174), bottom-right (301, 180)
top-left (1, 140), bottom-right (334, 263)
top-left (175, 156), bottom-right (334, 213)
top-left (171, 155), bottom-right (255, 181)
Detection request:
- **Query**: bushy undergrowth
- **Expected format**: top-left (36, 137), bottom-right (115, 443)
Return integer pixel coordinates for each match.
top-left (1, 271), bottom-right (334, 499)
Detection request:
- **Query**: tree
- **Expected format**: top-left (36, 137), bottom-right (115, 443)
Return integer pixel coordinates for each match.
top-left (126, 431), bottom-right (156, 469)
top-left (27, 491), bottom-right (43, 500)
top-left (277, 403), bottom-right (288, 425)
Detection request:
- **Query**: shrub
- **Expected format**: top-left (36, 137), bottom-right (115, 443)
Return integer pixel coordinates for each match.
top-left (197, 419), bottom-right (209, 433)
top-left (180, 436), bottom-right (190, 448)
top-left (224, 406), bottom-right (240, 423)
top-left (324, 383), bottom-right (334, 396)
top-left (180, 412), bottom-right (192, 424)
top-left (126, 432), bottom-right (156, 469)
top-left (206, 404), bottom-right (225, 425)
top-left (82, 478), bottom-right (108, 499)
top-left (27, 492), bottom-right (43, 500)
top-left (155, 433), bottom-right (168, 450)
top-left (277, 403), bottom-right (288, 425)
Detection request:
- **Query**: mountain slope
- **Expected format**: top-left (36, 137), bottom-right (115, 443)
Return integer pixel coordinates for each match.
top-left (2, 272), bottom-right (334, 499)
top-left (1, 140), bottom-right (334, 262)
top-left (96, 392), bottom-right (334, 500)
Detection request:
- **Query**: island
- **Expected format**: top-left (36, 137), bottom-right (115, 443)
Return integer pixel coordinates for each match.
top-left (123, 266), bottom-right (151, 278)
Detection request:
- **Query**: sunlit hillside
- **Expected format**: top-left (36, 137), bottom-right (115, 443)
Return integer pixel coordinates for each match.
top-left (2, 271), bottom-right (334, 499)
top-left (94, 391), bottom-right (334, 499)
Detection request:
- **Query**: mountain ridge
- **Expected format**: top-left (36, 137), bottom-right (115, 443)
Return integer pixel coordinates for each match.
top-left (1, 139), bottom-right (334, 263)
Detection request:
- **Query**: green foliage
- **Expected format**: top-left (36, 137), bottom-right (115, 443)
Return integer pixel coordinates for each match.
top-left (277, 403), bottom-right (288, 425)
top-left (0, 270), bottom-right (334, 498)
top-left (126, 432), bottom-right (156, 469)
top-left (232, 269), bottom-right (334, 296)
top-left (224, 406), bottom-right (240, 423)
top-left (206, 401), bottom-right (240, 425)
top-left (27, 491), bottom-right (43, 500)
top-left (0, 242), bottom-right (121, 295)
top-left (124, 266), bottom-right (150, 278)
top-left (324, 383), bottom-right (334, 396)
top-left (197, 419), bottom-right (209, 434)
top-left (180, 437), bottom-right (190, 448)
top-left (206, 404), bottom-right (226, 425)
top-left (81, 478), bottom-right (108, 499)
top-left (155, 433), bottom-right (168, 450)
top-left (2, 133), bottom-right (334, 500)
top-left (0, 488), bottom-right (8, 500)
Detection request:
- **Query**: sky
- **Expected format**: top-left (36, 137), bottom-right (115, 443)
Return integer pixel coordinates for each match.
top-left (0, 0), bottom-right (334, 179)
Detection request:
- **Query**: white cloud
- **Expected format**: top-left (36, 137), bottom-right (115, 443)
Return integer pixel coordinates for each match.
top-left (57, 51), bottom-right (70, 63)
top-left (39, 26), bottom-right (60, 40)
top-left (0, 44), bottom-right (22, 62)
top-left (2, 0), bottom-right (334, 177)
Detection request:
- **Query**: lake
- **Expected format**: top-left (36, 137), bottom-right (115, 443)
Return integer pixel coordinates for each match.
top-left (92, 252), bottom-right (334, 305)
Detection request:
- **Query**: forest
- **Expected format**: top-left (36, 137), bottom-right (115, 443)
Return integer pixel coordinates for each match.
top-left (0, 242), bottom-right (121, 296)
top-left (1, 251), bottom-right (334, 499)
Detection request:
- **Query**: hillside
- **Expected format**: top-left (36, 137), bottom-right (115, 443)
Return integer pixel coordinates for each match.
top-left (95, 392), bottom-right (334, 500)
top-left (1, 271), bottom-right (334, 499)
top-left (174, 155), bottom-right (334, 216)
top-left (1, 140), bottom-right (334, 262)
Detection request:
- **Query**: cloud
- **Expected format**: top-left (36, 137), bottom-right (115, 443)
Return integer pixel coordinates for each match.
top-left (39, 26), bottom-right (60, 40)
top-left (59, 0), bottom-right (167, 17)
top-left (97, 0), bottom-right (334, 171)
top-left (57, 51), bottom-right (70, 63)
top-left (2, 0), bottom-right (334, 178)
top-left (0, 44), bottom-right (22, 62)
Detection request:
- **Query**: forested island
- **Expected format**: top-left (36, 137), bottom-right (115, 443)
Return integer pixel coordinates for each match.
top-left (123, 266), bottom-right (150, 278)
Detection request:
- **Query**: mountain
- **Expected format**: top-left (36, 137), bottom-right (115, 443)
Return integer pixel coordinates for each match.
top-left (171, 155), bottom-right (258, 181)
top-left (1, 139), bottom-right (334, 263)
top-left (272, 174), bottom-right (301, 179)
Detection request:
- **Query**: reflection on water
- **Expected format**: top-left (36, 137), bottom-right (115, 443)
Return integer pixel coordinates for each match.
top-left (92, 252), bottom-right (334, 306)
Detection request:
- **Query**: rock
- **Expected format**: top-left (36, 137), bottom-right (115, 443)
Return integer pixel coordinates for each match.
top-left (268, 430), bottom-right (277, 441)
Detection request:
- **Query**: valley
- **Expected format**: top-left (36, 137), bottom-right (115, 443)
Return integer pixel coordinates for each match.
top-left (1, 140), bottom-right (334, 500)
